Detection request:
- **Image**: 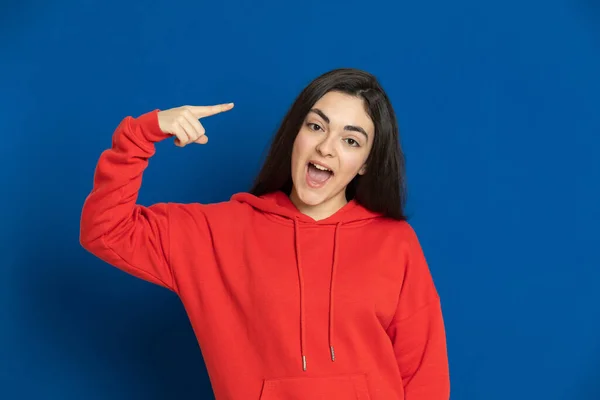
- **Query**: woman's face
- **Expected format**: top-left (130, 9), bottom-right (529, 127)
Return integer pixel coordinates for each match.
top-left (290, 90), bottom-right (375, 218)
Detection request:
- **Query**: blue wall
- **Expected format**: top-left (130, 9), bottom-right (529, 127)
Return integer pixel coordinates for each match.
top-left (2, 0), bottom-right (599, 398)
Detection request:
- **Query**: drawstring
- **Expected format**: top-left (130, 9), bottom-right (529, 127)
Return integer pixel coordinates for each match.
top-left (293, 217), bottom-right (342, 371)
top-left (329, 222), bottom-right (341, 363)
top-left (293, 218), bottom-right (308, 371)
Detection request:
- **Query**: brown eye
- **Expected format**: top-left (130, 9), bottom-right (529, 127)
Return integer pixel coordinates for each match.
top-left (345, 138), bottom-right (360, 147)
top-left (307, 123), bottom-right (322, 131)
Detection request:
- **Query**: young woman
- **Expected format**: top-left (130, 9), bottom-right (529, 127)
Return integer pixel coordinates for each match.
top-left (80, 68), bottom-right (450, 399)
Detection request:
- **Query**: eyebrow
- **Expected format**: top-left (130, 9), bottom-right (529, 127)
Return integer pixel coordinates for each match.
top-left (309, 108), bottom-right (369, 140)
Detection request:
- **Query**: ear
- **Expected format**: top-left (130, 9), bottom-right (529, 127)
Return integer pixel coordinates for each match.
top-left (358, 164), bottom-right (367, 175)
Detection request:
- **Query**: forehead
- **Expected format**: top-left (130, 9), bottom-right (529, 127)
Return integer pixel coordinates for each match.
top-left (310, 91), bottom-right (374, 134)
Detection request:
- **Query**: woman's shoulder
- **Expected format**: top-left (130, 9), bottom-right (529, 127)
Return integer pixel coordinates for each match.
top-left (369, 214), bottom-right (418, 234)
top-left (361, 216), bottom-right (426, 253)
top-left (162, 192), bottom-right (265, 224)
top-left (165, 196), bottom-right (249, 216)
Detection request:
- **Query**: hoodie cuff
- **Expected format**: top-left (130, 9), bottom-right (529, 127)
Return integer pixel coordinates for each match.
top-left (136, 109), bottom-right (171, 143)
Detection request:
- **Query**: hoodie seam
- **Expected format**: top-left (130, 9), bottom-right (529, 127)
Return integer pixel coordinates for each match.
top-left (100, 234), bottom-right (177, 293)
top-left (385, 297), bottom-right (441, 332)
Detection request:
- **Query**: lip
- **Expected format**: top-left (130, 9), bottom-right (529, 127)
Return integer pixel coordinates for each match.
top-left (307, 160), bottom-right (334, 174)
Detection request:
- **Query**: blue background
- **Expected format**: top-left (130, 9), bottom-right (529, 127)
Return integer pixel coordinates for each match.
top-left (2, 0), bottom-right (599, 398)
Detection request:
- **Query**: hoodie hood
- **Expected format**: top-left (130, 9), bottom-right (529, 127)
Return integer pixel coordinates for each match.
top-left (231, 190), bottom-right (383, 371)
top-left (231, 190), bottom-right (382, 225)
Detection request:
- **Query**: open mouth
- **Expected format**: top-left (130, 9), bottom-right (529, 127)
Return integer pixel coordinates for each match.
top-left (306, 161), bottom-right (334, 188)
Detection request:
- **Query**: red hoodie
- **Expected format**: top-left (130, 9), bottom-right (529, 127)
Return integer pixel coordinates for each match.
top-left (80, 110), bottom-right (450, 399)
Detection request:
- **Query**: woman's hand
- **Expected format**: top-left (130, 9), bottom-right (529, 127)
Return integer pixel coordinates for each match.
top-left (157, 103), bottom-right (234, 147)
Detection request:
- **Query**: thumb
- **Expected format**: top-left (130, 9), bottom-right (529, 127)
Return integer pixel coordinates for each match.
top-left (194, 135), bottom-right (209, 144)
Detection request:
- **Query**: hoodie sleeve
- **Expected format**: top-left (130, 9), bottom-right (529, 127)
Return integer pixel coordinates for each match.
top-left (79, 109), bottom-right (180, 293)
top-left (386, 225), bottom-right (450, 399)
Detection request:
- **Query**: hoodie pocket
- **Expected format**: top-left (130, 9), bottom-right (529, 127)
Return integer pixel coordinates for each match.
top-left (259, 373), bottom-right (371, 400)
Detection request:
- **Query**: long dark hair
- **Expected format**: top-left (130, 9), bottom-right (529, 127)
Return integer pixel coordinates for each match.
top-left (250, 68), bottom-right (408, 221)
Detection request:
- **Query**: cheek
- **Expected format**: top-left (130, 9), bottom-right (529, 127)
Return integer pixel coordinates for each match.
top-left (292, 133), bottom-right (311, 160)
top-left (291, 134), bottom-right (309, 172)
top-left (339, 151), bottom-right (369, 175)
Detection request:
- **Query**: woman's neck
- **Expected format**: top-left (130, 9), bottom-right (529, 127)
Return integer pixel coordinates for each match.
top-left (289, 189), bottom-right (347, 221)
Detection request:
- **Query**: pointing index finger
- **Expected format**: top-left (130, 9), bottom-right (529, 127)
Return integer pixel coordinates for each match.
top-left (189, 103), bottom-right (234, 118)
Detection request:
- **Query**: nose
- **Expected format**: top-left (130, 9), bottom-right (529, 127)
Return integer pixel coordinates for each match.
top-left (315, 134), bottom-right (335, 158)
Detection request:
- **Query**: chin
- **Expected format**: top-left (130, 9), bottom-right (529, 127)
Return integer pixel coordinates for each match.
top-left (294, 187), bottom-right (330, 206)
